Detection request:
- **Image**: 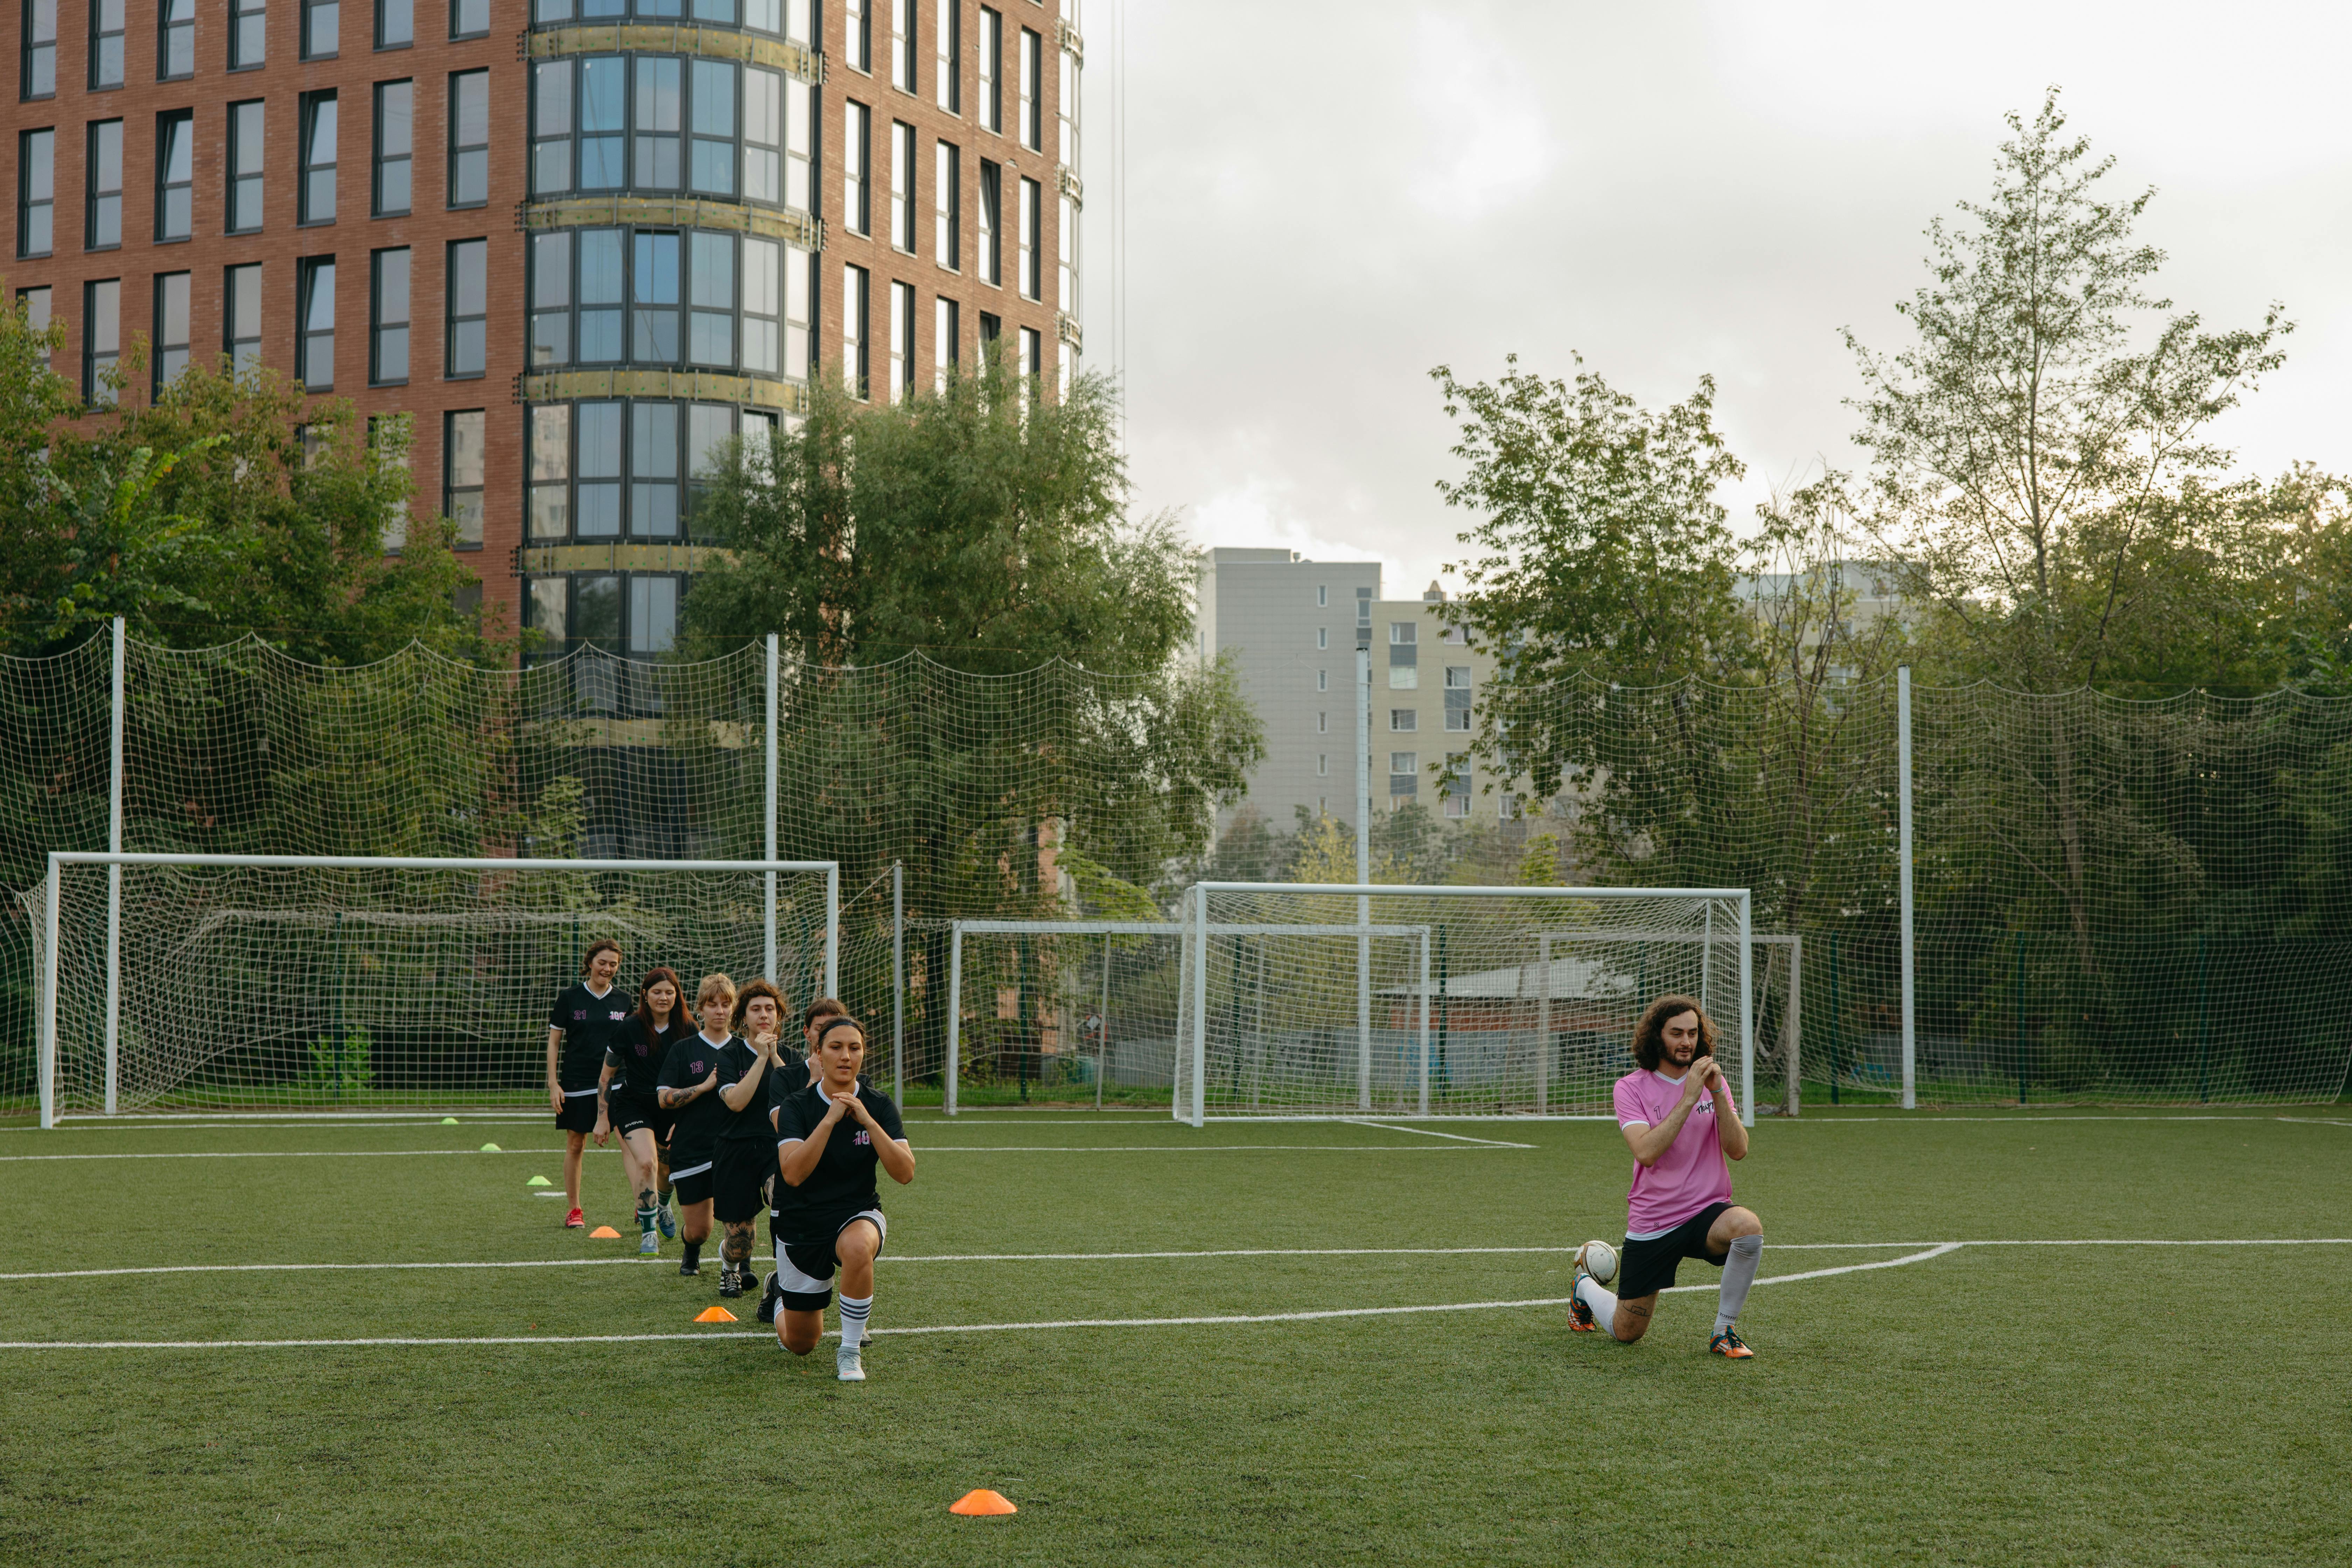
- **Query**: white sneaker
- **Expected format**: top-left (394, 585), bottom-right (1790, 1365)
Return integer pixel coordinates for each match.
top-left (638, 1228), bottom-right (659, 1256)
top-left (836, 1342), bottom-right (866, 1381)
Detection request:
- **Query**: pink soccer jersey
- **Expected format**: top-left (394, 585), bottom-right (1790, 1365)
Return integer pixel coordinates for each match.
top-left (1612, 1067), bottom-right (1734, 1237)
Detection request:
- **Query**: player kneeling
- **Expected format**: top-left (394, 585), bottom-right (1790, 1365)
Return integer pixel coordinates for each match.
top-left (764, 1016), bottom-right (913, 1382)
top-left (1571, 994), bottom-right (1766, 1358)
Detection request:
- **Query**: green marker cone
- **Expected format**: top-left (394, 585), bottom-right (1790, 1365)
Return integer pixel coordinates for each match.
top-left (480, 1142), bottom-right (502, 1153)
top-left (440, 1117), bottom-right (460, 1125)
top-left (526, 1175), bottom-right (552, 1187)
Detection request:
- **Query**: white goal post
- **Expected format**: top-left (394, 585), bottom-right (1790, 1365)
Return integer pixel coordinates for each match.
top-left (1178, 883), bottom-right (1756, 1127)
top-left (32, 852), bottom-right (841, 1127)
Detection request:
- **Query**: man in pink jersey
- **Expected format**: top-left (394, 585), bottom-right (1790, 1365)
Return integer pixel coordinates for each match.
top-left (1570, 994), bottom-right (1764, 1358)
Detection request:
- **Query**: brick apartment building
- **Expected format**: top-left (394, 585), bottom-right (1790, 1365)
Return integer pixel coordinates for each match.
top-left (4, 0), bottom-right (1083, 652)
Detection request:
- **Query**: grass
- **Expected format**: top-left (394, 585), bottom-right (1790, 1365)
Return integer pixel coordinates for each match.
top-left (1, 1107), bottom-right (2347, 1566)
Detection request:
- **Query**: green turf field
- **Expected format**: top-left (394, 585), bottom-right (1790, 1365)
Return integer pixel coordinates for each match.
top-left (2, 1107), bottom-right (2347, 1566)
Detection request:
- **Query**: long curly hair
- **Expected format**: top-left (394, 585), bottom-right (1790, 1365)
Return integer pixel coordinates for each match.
top-left (1631, 994), bottom-right (1716, 1071)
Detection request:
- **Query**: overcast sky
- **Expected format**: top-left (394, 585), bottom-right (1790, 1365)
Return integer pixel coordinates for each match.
top-left (1077, 0), bottom-right (2352, 597)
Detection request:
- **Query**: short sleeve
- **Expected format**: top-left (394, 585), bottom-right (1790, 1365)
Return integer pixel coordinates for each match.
top-left (547, 988), bottom-right (569, 1030)
top-left (775, 1085), bottom-right (814, 1143)
top-left (768, 1058), bottom-right (807, 1115)
top-left (603, 1046), bottom-right (623, 1069)
top-left (656, 1042), bottom-right (691, 1092)
top-left (867, 1091), bottom-right (904, 1143)
top-left (1614, 1075), bottom-right (1648, 1128)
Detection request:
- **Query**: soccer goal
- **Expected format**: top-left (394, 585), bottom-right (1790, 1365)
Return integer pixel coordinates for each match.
top-left (1171, 883), bottom-right (1756, 1126)
top-left (938, 917), bottom-right (1432, 1115)
top-left (26, 853), bottom-right (840, 1126)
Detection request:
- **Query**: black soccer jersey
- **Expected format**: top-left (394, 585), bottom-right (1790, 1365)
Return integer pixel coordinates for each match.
top-left (548, 981), bottom-right (636, 1091)
top-left (714, 1038), bottom-right (780, 1144)
top-left (765, 1055), bottom-right (813, 1125)
top-left (657, 1031), bottom-right (733, 1166)
top-left (606, 1015), bottom-right (692, 1100)
top-left (772, 1080), bottom-right (905, 1242)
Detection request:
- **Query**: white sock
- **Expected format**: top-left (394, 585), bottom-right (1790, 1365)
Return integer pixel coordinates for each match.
top-left (838, 1293), bottom-right (872, 1350)
top-left (1574, 1276), bottom-right (1617, 1336)
top-left (1715, 1234), bottom-right (1763, 1336)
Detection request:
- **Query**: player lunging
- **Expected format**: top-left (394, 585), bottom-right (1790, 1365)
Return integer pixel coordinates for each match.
top-left (1572, 995), bottom-right (1765, 1358)
top-left (657, 974), bottom-right (738, 1278)
top-left (768, 1016), bottom-right (913, 1382)
top-left (596, 966), bottom-right (691, 1254)
top-left (546, 939), bottom-right (634, 1229)
top-left (711, 979), bottom-right (788, 1300)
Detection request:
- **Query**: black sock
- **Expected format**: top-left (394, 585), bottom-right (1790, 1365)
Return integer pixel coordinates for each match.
top-left (683, 1241), bottom-right (701, 1267)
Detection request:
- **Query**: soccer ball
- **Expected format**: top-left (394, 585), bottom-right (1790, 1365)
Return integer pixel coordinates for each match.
top-left (1580, 1240), bottom-right (1619, 1287)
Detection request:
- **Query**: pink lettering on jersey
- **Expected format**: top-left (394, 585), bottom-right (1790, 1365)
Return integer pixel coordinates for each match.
top-left (853, 1130), bottom-right (872, 1146)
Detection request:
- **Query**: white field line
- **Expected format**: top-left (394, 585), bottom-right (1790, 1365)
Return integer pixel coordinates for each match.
top-left (0, 1142), bottom-right (1516, 1163)
top-left (1343, 1121), bottom-right (1533, 1148)
top-left (6, 1238), bottom-right (2345, 1286)
top-left (0, 1244), bottom-right (1966, 1349)
top-left (1779, 1115), bottom-right (2330, 1124)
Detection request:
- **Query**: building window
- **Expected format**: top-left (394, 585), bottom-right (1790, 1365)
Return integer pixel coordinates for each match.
top-left (225, 101), bottom-right (264, 231)
top-left (18, 285), bottom-right (49, 329)
top-left (1018, 322), bottom-right (1039, 380)
top-left (1444, 665), bottom-right (1471, 687)
top-left (690, 230), bottom-right (737, 366)
top-left (90, 0), bottom-right (124, 87)
top-left (978, 6), bottom-right (1000, 132)
top-left (631, 576), bottom-right (679, 654)
top-left (229, 0), bottom-right (264, 67)
top-left (1317, 711), bottom-right (1328, 732)
top-left (371, 412), bottom-right (411, 550)
top-left (1017, 174), bottom-right (1039, 298)
top-left (449, 70), bottom-right (488, 206)
top-left (686, 400), bottom-right (732, 518)
top-left (370, 246), bottom-right (408, 383)
top-left (631, 230), bottom-right (679, 360)
top-left (889, 120), bottom-right (914, 250)
top-left (889, 0), bottom-right (913, 92)
top-left (1316, 669), bottom-right (1327, 692)
top-left (932, 294), bottom-right (956, 389)
top-left (934, 0), bottom-right (958, 112)
top-left (527, 400), bottom-right (746, 542)
top-left (1058, 189), bottom-right (1075, 312)
top-left (158, 0), bottom-right (192, 77)
top-left (83, 121), bottom-right (123, 250)
top-left (225, 262), bottom-right (262, 370)
top-left (743, 65), bottom-right (782, 202)
top-left (151, 271), bottom-right (188, 392)
top-left (782, 243), bottom-right (810, 378)
top-left (777, 0), bottom-right (807, 43)
top-left (300, 92), bottom-right (337, 223)
top-left (527, 575), bottom-right (566, 653)
top-left (842, 262), bottom-right (868, 398)
top-left (16, 129), bottom-right (52, 257)
top-left (1317, 584), bottom-right (1329, 607)
top-left (443, 237), bottom-right (486, 376)
top-left (22, 0), bottom-right (56, 97)
top-left (978, 159), bottom-right (1000, 285)
top-left (1389, 753), bottom-right (1418, 790)
top-left (585, 57), bottom-right (624, 187)
top-left (1059, 26), bottom-right (1077, 161)
top-left (302, 0), bottom-right (337, 58)
top-left (82, 278), bottom-right (119, 404)
top-left (528, 404), bottom-right (569, 537)
top-left (374, 81), bottom-right (412, 215)
top-left (691, 58), bottom-right (735, 193)
top-left (635, 57), bottom-right (681, 188)
top-left (154, 110), bottom-right (192, 241)
top-left (529, 230), bottom-right (570, 365)
top-left (1389, 620), bottom-right (1419, 687)
top-left (297, 257), bottom-right (335, 389)
top-left (843, 0), bottom-right (868, 71)
top-left (443, 409), bottom-right (484, 545)
top-left (629, 402), bottom-right (678, 535)
top-left (934, 140), bottom-right (959, 267)
top-left (449, 0), bottom-right (485, 37)
top-left (1390, 709), bottom-right (1416, 732)
top-left (843, 100), bottom-right (870, 232)
top-left (1018, 26), bottom-right (1040, 151)
top-left (579, 228), bottom-right (622, 359)
top-left (887, 278), bottom-right (912, 402)
top-left (377, 0), bottom-right (411, 46)
top-left (530, 55), bottom-right (756, 199)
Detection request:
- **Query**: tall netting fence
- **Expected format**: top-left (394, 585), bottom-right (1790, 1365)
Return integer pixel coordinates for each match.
top-left (22, 859), bottom-right (834, 1114)
top-left (1492, 675), bottom-right (2352, 1105)
top-left (2, 636), bottom-right (1250, 1112)
top-left (1171, 888), bottom-right (1755, 1118)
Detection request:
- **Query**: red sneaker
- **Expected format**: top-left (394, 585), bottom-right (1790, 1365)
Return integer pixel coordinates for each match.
top-left (565, 1207), bottom-right (585, 1228)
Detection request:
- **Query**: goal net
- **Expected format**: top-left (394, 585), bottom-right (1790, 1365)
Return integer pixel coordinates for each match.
top-left (25, 854), bottom-right (837, 1124)
top-left (1170, 883), bottom-right (1755, 1123)
top-left (939, 920), bottom-right (1189, 1112)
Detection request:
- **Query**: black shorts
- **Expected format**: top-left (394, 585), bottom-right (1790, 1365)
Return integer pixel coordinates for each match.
top-left (1618, 1201), bottom-right (1735, 1300)
top-left (554, 1092), bottom-right (600, 1134)
top-left (771, 1210), bottom-right (888, 1312)
top-left (669, 1156), bottom-right (715, 1208)
top-left (713, 1139), bottom-right (776, 1225)
top-left (607, 1090), bottom-right (661, 1140)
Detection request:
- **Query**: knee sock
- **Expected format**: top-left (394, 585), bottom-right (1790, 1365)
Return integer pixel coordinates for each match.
top-left (838, 1294), bottom-right (872, 1350)
top-left (636, 1189), bottom-right (657, 1234)
top-left (682, 1240), bottom-right (701, 1269)
top-left (1715, 1234), bottom-right (1763, 1335)
top-left (1574, 1276), bottom-right (1617, 1337)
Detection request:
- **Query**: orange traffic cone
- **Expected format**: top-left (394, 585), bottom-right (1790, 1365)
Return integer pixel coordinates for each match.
top-left (694, 1305), bottom-right (737, 1323)
top-left (950, 1490), bottom-right (1017, 1516)
top-left (588, 1225), bottom-right (622, 1239)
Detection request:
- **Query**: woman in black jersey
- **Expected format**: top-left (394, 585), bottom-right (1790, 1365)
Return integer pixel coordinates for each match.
top-left (596, 966), bottom-right (690, 1255)
top-left (770, 1016), bottom-right (913, 1382)
top-left (545, 939), bottom-right (634, 1230)
top-left (710, 978), bottom-right (788, 1299)
top-left (657, 973), bottom-right (738, 1278)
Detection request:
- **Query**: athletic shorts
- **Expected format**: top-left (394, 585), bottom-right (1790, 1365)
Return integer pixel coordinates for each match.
top-left (554, 1090), bottom-right (600, 1134)
top-left (771, 1210), bottom-right (887, 1312)
top-left (669, 1157), bottom-right (715, 1208)
top-left (1618, 1200), bottom-right (1734, 1300)
top-left (607, 1091), bottom-right (660, 1140)
top-left (713, 1140), bottom-right (776, 1225)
